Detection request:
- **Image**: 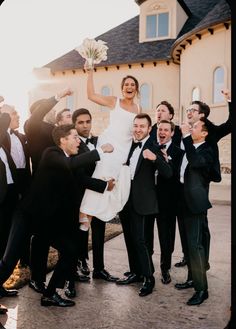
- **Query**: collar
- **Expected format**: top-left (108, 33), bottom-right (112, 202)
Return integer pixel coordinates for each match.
top-left (133, 134), bottom-right (149, 147)
top-left (193, 141), bottom-right (205, 149)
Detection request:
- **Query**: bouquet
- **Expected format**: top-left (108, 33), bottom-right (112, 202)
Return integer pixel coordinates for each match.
top-left (75, 38), bottom-right (108, 70)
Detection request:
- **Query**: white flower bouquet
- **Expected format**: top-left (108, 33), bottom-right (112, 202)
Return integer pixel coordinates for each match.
top-left (75, 38), bottom-right (108, 70)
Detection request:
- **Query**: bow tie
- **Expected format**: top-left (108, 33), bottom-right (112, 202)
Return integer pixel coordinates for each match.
top-left (10, 129), bottom-right (15, 135)
top-left (86, 137), bottom-right (94, 145)
top-left (132, 141), bottom-right (142, 149)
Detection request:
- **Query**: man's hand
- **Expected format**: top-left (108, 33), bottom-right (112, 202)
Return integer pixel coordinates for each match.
top-left (180, 123), bottom-right (191, 137)
top-left (56, 88), bottom-right (73, 100)
top-left (101, 143), bottom-right (114, 153)
top-left (107, 178), bottom-right (115, 191)
top-left (0, 95), bottom-right (4, 103)
top-left (143, 149), bottom-right (157, 161)
top-left (221, 88), bottom-right (231, 101)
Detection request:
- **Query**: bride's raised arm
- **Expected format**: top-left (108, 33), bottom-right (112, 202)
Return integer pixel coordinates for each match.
top-left (86, 69), bottom-right (116, 109)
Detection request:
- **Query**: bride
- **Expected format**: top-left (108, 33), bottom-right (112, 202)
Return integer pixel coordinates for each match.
top-left (79, 64), bottom-right (141, 229)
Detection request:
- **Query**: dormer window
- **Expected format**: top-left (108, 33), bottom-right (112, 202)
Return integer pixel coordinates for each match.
top-left (146, 12), bottom-right (169, 39)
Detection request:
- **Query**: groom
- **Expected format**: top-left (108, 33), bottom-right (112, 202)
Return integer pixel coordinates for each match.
top-left (117, 113), bottom-right (173, 296)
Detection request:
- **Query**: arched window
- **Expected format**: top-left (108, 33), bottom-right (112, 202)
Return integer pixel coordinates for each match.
top-left (140, 83), bottom-right (150, 111)
top-left (192, 87), bottom-right (200, 101)
top-left (66, 94), bottom-right (74, 111)
top-left (213, 67), bottom-right (224, 103)
top-left (101, 86), bottom-right (111, 111)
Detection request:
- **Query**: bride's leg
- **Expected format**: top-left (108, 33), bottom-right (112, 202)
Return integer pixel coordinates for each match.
top-left (79, 212), bottom-right (92, 231)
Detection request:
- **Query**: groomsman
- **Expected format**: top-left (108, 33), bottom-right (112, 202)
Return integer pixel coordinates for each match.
top-left (175, 118), bottom-right (220, 305)
top-left (117, 113), bottom-right (173, 296)
top-left (66, 108), bottom-right (118, 297)
top-left (145, 120), bottom-right (184, 284)
top-left (24, 89), bottom-right (73, 294)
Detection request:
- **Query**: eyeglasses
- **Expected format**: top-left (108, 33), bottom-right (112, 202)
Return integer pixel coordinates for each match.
top-left (186, 108), bottom-right (199, 113)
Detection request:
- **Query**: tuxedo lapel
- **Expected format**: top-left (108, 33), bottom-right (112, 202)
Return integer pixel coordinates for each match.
top-left (134, 140), bottom-right (151, 176)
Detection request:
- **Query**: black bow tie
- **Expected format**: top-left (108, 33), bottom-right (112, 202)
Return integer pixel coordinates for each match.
top-left (86, 137), bottom-right (94, 145)
top-left (132, 141), bottom-right (142, 149)
top-left (10, 129), bottom-right (15, 135)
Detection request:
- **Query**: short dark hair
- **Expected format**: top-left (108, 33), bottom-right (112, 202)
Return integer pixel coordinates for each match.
top-left (191, 100), bottom-right (210, 118)
top-left (199, 117), bottom-right (209, 133)
top-left (134, 113), bottom-right (152, 127)
top-left (52, 124), bottom-right (75, 146)
top-left (159, 119), bottom-right (175, 132)
top-left (72, 108), bottom-right (92, 124)
top-left (55, 108), bottom-right (70, 124)
top-left (156, 101), bottom-right (175, 119)
top-left (121, 75), bottom-right (140, 96)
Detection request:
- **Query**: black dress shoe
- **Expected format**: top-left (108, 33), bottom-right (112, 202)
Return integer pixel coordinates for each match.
top-left (206, 263), bottom-right (210, 271)
top-left (65, 281), bottom-right (76, 298)
top-left (116, 273), bottom-right (142, 285)
top-left (174, 257), bottom-right (187, 267)
top-left (161, 270), bottom-right (171, 284)
top-left (74, 273), bottom-right (90, 282)
top-left (124, 271), bottom-right (132, 277)
top-left (78, 259), bottom-right (90, 276)
top-left (41, 292), bottom-right (75, 307)
top-left (187, 290), bottom-right (208, 306)
top-left (0, 304), bottom-right (8, 314)
top-left (92, 269), bottom-right (119, 282)
top-left (139, 276), bottom-right (155, 297)
top-left (175, 280), bottom-right (194, 290)
top-left (0, 286), bottom-right (18, 298)
top-left (29, 280), bottom-right (46, 293)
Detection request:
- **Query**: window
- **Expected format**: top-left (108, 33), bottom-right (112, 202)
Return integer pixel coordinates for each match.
top-left (213, 67), bottom-right (224, 103)
top-left (146, 13), bottom-right (169, 39)
top-left (192, 87), bottom-right (200, 101)
top-left (101, 86), bottom-right (111, 111)
top-left (140, 83), bottom-right (150, 111)
top-left (66, 94), bottom-right (74, 111)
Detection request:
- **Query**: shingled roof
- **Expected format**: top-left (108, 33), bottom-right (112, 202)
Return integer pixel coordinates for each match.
top-left (44, 0), bottom-right (231, 73)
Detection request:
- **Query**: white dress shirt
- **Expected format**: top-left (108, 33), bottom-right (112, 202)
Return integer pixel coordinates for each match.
top-left (8, 129), bottom-right (26, 169)
top-left (129, 135), bottom-right (149, 180)
top-left (0, 147), bottom-right (14, 184)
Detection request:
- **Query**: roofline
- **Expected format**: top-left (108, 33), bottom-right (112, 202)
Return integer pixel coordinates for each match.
top-left (171, 17), bottom-right (231, 60)
top-left (135, 0), bottom-right (192, 16)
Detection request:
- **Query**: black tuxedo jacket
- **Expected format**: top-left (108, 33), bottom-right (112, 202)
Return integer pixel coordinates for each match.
top-left (182, 136), bottom-right (218, 214)
top-left (155, 142), bottom-right (184, 213)
top-left (75, 137), bottom-right (107, 206)
top-left (21, 146), bottom-right (100, 236)
top-left (24, 96), bottom-right (58, 174)
top-left (126, 138), bottom-right (173, 216)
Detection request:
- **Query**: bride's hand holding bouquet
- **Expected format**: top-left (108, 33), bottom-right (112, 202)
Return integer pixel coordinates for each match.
top-left (75, 38), bottom-right (108, 70)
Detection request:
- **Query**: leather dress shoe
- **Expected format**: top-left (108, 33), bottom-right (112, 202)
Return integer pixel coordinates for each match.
top-left (41, 292), bottom-right (75, 307)
top-left (92, 269), bottom-right (119, 282)
top-left (139, 276), bottom-right (155, 297)
top-left (74, 273), bottom-right (90, 282)
top-left (175, 280), bottom-right (194, 290)
top-left (174, 257), bottom-right (187, 267)
top-left (78, 259), bottom-right (90, 276)
top-left (161, 270), bottom-right (171, 284)
top-left (206, 263), bottom-right (210, 271)
top-left (187, 290), bottom-right (208, 306)
top-left (0, 304), bottom-right (8, 314)
top-left (29, 280), bottom-right (46, 293)
top-left (65, 281), bottom-right (76, 298)
top-left (0, 286), bottom-right (18, 298)
top-left (116, 273), bottom-right (142, 285)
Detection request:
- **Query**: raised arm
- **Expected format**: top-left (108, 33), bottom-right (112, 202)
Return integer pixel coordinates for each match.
top-left (86, 69), bottom-right (116, 108)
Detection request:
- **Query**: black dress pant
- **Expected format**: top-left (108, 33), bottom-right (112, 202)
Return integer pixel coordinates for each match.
top-left (91, 217), bottom-right (106, 271)
top-left (0, 209), bottom-right (30, 285)
top-left (0, 184), bottom-right (18, 259)
top-left (30, 235), bottom-right (50, 283)
top-left (119, 198), bottom-right (154, 277)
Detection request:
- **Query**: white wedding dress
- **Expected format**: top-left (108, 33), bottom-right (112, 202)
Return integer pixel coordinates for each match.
top-left (80, 98), bottom-right (137, 221)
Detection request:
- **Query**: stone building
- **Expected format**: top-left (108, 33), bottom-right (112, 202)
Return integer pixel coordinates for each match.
top-left (30, 0), bottom-right (231, 182)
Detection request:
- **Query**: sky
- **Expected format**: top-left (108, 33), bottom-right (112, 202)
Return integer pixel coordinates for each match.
top-left (0, 0), bottom-right (139, 125)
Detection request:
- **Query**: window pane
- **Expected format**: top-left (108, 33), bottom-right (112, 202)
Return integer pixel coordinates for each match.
top-left (140, 84), bottom-right (150, 110)
top-left (192, 87), bottom-right (200, 101)
top-left (158, 13), bottom-right (169, 37)
top-left (66, 95), bottom-right (74, 110)
top-left (146, 15), bottom-right (157, 38)
top-left (213, 67), bottom-right (224, 103)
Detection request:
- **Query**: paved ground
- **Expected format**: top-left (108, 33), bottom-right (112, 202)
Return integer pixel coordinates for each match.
top-left (0, 183), bottom-right (231, 329)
